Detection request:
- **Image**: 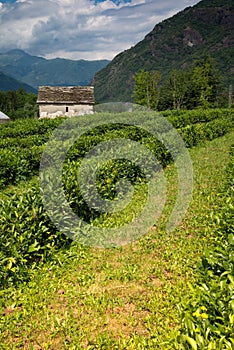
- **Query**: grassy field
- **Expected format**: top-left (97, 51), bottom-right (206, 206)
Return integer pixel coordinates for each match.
top-left (0, 127), bottom-right (233, 349)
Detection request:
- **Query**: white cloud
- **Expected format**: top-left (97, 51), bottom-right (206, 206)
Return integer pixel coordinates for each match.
top-left (0, 0), bottom-right (199, 60)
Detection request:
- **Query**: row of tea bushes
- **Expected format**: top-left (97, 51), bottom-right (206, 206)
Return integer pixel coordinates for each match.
top-left (163, 108), bottom-right (233, 129)
top-left (0, 146), bottom-right (43, 188)
top-left (0, 134), bottom-right (48, 149)
top-left (176, 145), bottom-right (234, 350)
top-left (0, 118), bottom-right (63, 188)
top-left (1, 110), bottom-right (233, 189)
top-left (0, 110), bottom-right (233, 287)
top-left (179, 115), bottom-right (234, 148)
top-left (0, 117), bottom-right (63, 139)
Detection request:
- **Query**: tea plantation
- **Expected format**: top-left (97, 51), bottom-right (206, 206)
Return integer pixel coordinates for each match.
top-left (0, 108), bottom-right (233, 348)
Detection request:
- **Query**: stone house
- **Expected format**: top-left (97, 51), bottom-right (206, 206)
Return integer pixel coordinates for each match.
top-left (37, 86), bottom-right (95, 118)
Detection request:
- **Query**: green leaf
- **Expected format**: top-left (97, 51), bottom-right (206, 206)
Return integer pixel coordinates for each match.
top-left (184, 335), bottom-right (197, 350)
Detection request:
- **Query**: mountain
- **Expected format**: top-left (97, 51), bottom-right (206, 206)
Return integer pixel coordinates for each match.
top-left (93, 0), bottom-right (234, 102)
top-left (0, 49), bottom-right (109, 90)
top-left (0, 71), bottom-right (36, 93)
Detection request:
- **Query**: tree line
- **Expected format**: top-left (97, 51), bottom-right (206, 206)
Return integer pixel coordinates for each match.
top-left (0, 88), bottom-right (38, 119)
top-left (133, 57), bottom-right (232, 110)
top-left (0, 56), bottom-right (232, 121)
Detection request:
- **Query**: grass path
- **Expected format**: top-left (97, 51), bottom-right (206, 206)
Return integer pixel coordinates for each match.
top-left (0, 132), bottom-right (233, 349)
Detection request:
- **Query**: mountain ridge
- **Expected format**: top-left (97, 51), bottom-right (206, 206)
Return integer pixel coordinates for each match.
top-left (0, 71), bottom-right (36, 93)
top-left (93, 0), bottom-right (234, 102)
top-left (0, 50), bottom-right (109, 90)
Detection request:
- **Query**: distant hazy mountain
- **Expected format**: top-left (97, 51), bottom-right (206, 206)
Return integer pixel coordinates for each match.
top-left (0, 71), bottom-right (36, 93)
top-left (93, 0), bottom-right (234, 102)
top-left (0, 49), bottom-right (109, 90)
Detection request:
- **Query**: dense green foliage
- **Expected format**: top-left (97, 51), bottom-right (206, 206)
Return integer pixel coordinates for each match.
top-left (0, 118), bottom-right (63, 188)
top-left (133, 69), bottom-right (161, 109)
top-left (161, 108), bottom-right (233, 128)
top-left (157, 58), bottom-right (221, 110)
top-left (1, 109), bottom-right (233, 190)
top-left (0, 187), bottom-right (69, 288)
top-left (133, 58), bottom-right (223, 110)
top-left (0, 109), bottom-right (233, 290)
top-left (176, 145), bottom-right (234, 349)
top-left (93, 0), bottom-right (233, 102)
top-left (0, 88), bottom-right (38, 120)
top-left (179, 115), bottom-right (234, 147)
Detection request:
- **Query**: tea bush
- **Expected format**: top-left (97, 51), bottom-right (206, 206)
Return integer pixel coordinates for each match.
top-left (0, 146), bottom-right (43, 188)
top-left (0, 117), bottom-right (63, 138)
top-left (0, 118), bottom-right (64, 188)
top-left (0, 109), bottom-right (233, 288)
top-left (0, 186), bottom-right (70, 288)
top-left (163, 108), bottom-right (233, 129)
top-left (179, 115), bottom-right (234, 147)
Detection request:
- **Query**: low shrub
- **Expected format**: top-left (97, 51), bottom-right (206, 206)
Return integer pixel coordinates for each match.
top-left (179, 116), bottom-right (234, 148)
top-left (0, 186), bottom-right (70, 288)
top-left (0, 146), bottom-right (43, 188)
top-left (163, 108), bottom-right (233, 129)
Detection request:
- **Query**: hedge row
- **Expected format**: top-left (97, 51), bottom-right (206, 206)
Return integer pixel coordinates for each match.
top-left (0, 118), bottom-right (63, 188)
top-left (0, 146), bottom-right (43, 188)
top-left (179, 114), bottom-right (234, 148)
top-left (0, 117), bottom-right (63, 139)
top-left (1, 110), bottom-right (233, 189)
top-left (162, 108), bottom-right (233, 129)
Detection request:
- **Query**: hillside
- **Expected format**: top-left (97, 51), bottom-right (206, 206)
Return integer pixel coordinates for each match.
top-left (93, 0), bottom-right (234, 102)
top-left (0, 71), bottom-right (36, 93)
top-left (0, 49), bottom-right (109, 90)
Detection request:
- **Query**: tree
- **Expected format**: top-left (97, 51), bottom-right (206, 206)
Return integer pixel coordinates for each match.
top-left (170, 70), bottom-right (185, 110)
top-left (0, 88), bottom-right (38, 119)
top-left (158, 69), bottom-right (191, 110)
top-left (191, 57), bottom-right (221, 109)
top-left (133, 69), bottom-right (161, 110)
top-left (158, 56), bottom-right (221, 110)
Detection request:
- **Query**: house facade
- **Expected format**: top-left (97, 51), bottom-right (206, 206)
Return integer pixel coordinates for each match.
top-left (37, 86), bottom-right (95, 118)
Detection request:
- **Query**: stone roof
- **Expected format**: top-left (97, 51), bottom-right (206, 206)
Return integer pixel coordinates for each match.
top-left (37, 86), bottom-right (95, 104)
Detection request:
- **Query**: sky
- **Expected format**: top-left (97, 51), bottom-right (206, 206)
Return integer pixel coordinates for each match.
top-left (0, 0), bottom-right (200, 61)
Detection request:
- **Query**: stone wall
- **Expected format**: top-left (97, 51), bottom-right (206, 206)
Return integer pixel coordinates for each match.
top-left (39, 103), bottom-right (94, 118)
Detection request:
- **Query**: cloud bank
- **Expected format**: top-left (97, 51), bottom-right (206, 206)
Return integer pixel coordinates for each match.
top-left (0, 0), bottom-right (199, 60)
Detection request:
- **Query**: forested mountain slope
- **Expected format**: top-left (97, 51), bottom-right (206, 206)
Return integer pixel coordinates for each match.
top-left (93, 0), bottom-right (234, 102)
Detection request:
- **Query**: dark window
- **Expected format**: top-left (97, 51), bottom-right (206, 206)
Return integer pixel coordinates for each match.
top-left (66, 107), bottom-right (69, 112)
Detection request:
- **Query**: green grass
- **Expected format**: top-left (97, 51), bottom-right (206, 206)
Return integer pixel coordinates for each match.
top-left (175, 142), bottom-right (234, 349)
top-left (0, 131), bottom-right (233, 349)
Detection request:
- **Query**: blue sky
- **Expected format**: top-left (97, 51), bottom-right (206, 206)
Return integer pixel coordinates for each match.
top-left (0, 0), bottom-right (200, 60)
